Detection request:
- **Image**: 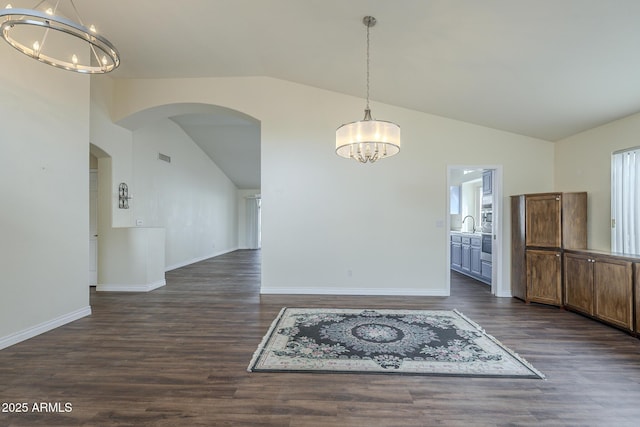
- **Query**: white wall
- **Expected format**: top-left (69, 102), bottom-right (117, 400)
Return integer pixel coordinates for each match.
top-left (0, 48), bottom-right (91, 347)
top-left (96, 227), bottom-right (166, 292)
top-left (131, 119), bottom-right (240, 269)
top-left (90, 77), bottom-right (134, 228)
top-left (91, 79), bottom-right (167, 291)
top-left (0, 65), bottom-right (559, 350)
top-left (111, 76), bottom-right (554, 297)
top-left (460, 178), bottom-right (482, 232)
top-left (555, 112), bottom-right (640, 250)
top-left (90, 78), bottom-right (241, 280)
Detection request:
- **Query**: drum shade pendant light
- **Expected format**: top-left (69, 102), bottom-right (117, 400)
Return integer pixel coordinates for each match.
top-left (336, 16), bottom-right (400, 163)
top-left (0, 0), bottom-right (119, 73)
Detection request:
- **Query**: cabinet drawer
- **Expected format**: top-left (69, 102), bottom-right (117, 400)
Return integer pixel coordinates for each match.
top-left (451, 235), bottom-right (462, 243)
top-left (461, 236), bottom-right (471, 245)
top-left (471, 237), bottom-right (481, 247)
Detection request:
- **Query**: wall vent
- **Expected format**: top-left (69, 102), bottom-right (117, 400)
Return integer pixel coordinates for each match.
top-left (158, 153), bottom-right (171, 163)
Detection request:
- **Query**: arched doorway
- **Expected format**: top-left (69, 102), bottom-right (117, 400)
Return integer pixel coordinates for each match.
top-left (115, 103), bottom-right (261, 271)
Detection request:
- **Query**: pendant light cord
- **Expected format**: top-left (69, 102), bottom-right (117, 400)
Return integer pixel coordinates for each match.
top-left (366, 19), bottom-right (371, 112)
top-left (363, 16), bottom-right (376, 120)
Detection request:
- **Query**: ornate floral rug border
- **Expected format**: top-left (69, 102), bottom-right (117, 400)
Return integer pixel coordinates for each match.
top-left (248, 308), bottom-right (544, 379)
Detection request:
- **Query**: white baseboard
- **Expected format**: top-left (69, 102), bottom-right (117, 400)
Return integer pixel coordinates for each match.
top-left (96, 279), bottom-right (166, 292)
top-left (165, 247), bottom-right (239, 271)
top-left (260, 286), bottom-right (449, 296)
top-left (0, 306), bottom-right (92, 351)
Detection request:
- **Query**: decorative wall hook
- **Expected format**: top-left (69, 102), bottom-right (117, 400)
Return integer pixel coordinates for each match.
top-left (118, 183), bottom-right (131, 209)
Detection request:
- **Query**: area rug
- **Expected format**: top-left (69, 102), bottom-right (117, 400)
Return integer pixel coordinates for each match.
top-left (248, 308), bottom-right (544, 379)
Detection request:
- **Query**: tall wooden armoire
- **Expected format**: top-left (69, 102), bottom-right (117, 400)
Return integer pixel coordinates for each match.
top-left (511, 192), bottom-right (587, 306)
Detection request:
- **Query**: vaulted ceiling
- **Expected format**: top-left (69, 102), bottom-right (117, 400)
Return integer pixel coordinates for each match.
top-left (33, 1), bottom-right (640, 187)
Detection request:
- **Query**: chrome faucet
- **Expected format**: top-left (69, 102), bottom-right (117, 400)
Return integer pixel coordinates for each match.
top-left (462, 215), bottom-right (476, 233)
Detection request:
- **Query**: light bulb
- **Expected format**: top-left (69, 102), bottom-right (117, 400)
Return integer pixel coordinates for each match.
top-left (101, 56), bottom-right (107, 65)
top-left (89, 24), bottom-right (96, 33)
top-left (72, 54), bottom-right (78, 65)
top-left (32, 41), bottom-right (39, 52)
top-left (5, 4), bottom-right (12, 9)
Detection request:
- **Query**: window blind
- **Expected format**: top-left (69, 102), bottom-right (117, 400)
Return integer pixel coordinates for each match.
top-left (612, 147), bottom-right (640, 254)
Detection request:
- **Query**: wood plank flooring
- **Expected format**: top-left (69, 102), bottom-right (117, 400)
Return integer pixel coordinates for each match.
top-left (1, 249), bottom-right (640, 426)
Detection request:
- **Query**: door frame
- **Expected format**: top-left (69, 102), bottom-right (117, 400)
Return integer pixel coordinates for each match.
top-left (446, 165), bottom-right (505, 297)
top-left (89, 169), bottom-right (98, 286)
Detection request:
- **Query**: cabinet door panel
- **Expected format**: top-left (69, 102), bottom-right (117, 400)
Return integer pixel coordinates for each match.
top-left (563, 253), bottom-right (594, 315)
top-left (451, 242), bottom-right (462, 269)
top-left (482, 171), bottom-right (492, 195)
top-left (526, 249), bottom-right (562, 306)
top-left (461, 245), bottom-right (471, 272)
top-left (471, 246), bottom-right (482, 275)
top-left (525, 195), bottom-right (561, 248)
top-left (594, 259), bottom-right (633, 330)
top-left (561, 193), bottom-right (588, 249)
top-left (481, 260), bottom-right (492, 280)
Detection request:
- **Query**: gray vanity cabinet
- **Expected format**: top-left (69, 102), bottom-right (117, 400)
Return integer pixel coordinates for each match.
top-left (451, 232), bottom-right (488, 284)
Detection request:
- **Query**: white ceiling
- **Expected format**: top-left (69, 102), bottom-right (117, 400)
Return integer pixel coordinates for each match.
top-left (56, 1), bottom-right (640, 186)
top-left (170, 112), bottom-right (260, 190)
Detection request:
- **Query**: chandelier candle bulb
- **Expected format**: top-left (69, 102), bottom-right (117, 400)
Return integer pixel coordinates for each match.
top-left (0, 0), bottom-right (120, 73)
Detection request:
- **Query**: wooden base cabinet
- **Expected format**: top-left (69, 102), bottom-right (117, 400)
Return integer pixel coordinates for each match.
top-left (564, 252), bottom-right (634, 331)
top-left (594, 258), bottom-right (633, 330)
top-left (526, 249), bottom-right (562, 306)
top-left (564, 253), bottom-right (594, 315)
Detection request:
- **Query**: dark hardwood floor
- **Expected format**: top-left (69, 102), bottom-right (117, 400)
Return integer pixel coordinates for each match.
top-left (1, 249), bottom-right (640, 426)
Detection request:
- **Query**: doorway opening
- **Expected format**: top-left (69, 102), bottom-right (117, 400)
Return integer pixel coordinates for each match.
top-left (89, 164), bottom-right (98, 286)
top-left (89, 143), bottom-right (112, 288)
top-left (447, 165), bottom-right (503, 297)
top-left (245, 194), bottom-right (261, 249)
